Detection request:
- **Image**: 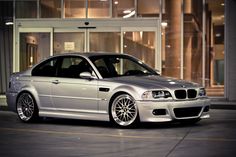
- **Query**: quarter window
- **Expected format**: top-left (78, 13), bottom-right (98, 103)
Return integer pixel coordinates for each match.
top-left (32, 58), bottom-right (58, 77)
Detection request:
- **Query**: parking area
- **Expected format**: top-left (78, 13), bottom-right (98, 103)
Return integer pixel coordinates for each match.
top-left (0, 109), bottom-right (236, 157)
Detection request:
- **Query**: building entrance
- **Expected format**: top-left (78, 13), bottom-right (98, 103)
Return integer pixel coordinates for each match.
top-left (17, 25), bottom-right (159, 72)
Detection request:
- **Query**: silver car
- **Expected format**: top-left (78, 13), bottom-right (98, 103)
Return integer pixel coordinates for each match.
top-left (6, 52), bottom-right (210, 127)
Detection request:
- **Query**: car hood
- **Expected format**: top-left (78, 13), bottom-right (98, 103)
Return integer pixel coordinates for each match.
top-left (107, 75), bottom-right (200, 90)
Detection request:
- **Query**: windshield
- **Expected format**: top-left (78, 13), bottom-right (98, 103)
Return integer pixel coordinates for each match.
top-left (89, 55), bottom-right (158, 78)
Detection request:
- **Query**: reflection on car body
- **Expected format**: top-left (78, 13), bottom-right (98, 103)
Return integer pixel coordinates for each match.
top-left (7, 52), bottom-right (210, 127)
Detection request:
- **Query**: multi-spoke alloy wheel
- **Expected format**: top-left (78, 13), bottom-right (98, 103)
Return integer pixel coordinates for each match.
top-left (111, 94), bottom-right (138, 127)
top-left (17, 93), bottom-right (38, 122)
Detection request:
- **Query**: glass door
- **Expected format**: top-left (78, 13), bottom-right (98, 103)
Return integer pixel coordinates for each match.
top-left (121, 27), bottom-right (159, 70)
top-left (17, 28), bottom-right (53, 72)
top-left (53, 28), bottom-right (86, 54)
top-left (89, 27), bottom-right (159, 70)
top-left (88, 27), bottom-right (121, 53)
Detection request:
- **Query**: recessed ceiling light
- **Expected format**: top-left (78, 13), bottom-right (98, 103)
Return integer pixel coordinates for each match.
top-left (215, 33), bottom-right (221, 37)
top-left (114, 1), bottom-right (118, 5)
top-left (5, 21), bottom-right (14, 25)
top-left (221, 3), bottom-right (224, 6)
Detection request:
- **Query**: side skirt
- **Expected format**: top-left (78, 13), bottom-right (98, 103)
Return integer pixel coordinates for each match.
top-left (39, 110), bottom-right (110, 122)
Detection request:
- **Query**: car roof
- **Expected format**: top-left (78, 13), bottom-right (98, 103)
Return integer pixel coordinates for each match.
top-left (53, 52), bottom-right (128, 58)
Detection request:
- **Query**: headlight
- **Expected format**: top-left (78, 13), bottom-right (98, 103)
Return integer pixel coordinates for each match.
top-left (199, 88), bottom-right (206, 97)
top-left (142, 90), bottom-right (172, 100)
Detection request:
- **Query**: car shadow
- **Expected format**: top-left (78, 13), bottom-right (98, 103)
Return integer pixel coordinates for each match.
top-left (35, 117), bottom-right (204, 129)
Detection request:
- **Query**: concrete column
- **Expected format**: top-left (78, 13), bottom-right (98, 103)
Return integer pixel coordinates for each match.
top-left (164, 0), bottom-right (181, 78)
top-left (225, 0), bottom-right (236, 101)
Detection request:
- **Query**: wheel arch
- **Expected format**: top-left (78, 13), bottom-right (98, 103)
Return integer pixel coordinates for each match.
top-left (16, 87), bottom-right (40, 110)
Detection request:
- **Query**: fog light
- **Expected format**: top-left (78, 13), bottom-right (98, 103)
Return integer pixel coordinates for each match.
top-left (152, 109), bottom-right (167, 116)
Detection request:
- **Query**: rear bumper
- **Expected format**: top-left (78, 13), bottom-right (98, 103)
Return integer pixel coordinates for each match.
top-left (6, 92), bottom-right (17, 112)
top-left (137, 98), bottom-right (210, 122)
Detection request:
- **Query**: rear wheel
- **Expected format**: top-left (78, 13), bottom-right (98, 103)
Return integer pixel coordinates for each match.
top-left (16, 92), bottom-right (39, 122)
top-left (110, 94), bottom-right (139, 128)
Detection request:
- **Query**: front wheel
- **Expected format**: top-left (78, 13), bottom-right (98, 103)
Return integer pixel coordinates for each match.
top-left (110, 94), bottom-right (139, 128)
top-left (16, 92), bottom-right (39, 122)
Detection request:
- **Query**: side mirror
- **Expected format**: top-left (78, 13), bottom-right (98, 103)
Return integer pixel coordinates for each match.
top-left (80, 72), bottom-right (96, 80)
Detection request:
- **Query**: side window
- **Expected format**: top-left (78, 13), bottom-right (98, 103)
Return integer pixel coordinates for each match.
top-left (32, 58), bottom-right (58, 77)
top-left (58, 57), bottom-right (93, 78)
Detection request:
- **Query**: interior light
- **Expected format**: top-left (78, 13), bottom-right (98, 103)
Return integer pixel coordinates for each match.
top-left (123, 10), bottom-right (135, 18)
top-left (221, 3), bottom-right (225, 6)
top-left (215, 33), bottom-right (221, 37)
top-left (114, 1), bottom-right (118, 5)
top-left (166, 45), bottom-right (171, 48)
top-left (161, 22), bottom-right (168, 27)
top-left (5, 21), bottom-right (14, 25)
top-left (123, 9), bottom-right (132, 14)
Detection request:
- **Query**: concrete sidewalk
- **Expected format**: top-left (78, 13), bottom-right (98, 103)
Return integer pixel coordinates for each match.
top-left (1, 96), bottom-right (236, 110)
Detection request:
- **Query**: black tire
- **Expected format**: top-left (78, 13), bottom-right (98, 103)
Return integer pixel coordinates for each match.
top-left (16, 92), bottom-right (39, 122)
top-left (109, 94), bottom-right (139, 128)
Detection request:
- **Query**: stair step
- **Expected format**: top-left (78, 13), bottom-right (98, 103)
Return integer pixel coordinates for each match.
top-left (206, 87), bottom-right (224, 97)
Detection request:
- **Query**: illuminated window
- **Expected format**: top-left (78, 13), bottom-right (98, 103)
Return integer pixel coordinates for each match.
top-left (16, 0), bottom-right (37, 18)
top-left (40, 0), bottom-right (61, 18)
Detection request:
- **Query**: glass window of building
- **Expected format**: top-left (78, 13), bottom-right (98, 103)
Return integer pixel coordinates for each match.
top-left (40, 0), bottom-right (61, 18)
top-left (183, 0), bottom-right (203, 84)
top-left (112, 0), bottom-right (135, 18)
top-left (137, 0), bottom-right (160, 17)
top-left (15, 0), bottom-right (37, 18)
top-left (123, 31), bottom-right (155, 68)
top-left (64, 0), bottom-right (86, 18)
top-left (54, 32), bottom-right (85, 54)
top-left (88, 0), bottom-right (110, 18)
top-left (161, 0), bottom-right (181, 78)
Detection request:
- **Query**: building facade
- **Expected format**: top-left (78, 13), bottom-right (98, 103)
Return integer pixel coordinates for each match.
top-left (1, 0), bottom-right (236, 101)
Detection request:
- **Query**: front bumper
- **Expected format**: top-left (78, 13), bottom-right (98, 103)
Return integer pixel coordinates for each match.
top-left (137, 98), bottom-right (210, 122)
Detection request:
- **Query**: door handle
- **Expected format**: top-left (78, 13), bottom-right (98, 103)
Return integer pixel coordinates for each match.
top-left (52, 80), bottom-right (60, 84)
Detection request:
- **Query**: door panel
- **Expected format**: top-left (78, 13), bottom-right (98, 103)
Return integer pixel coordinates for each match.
top-left (51, 56), bottom-right (99, 112)
top-left (52, 78), bottom-right (98, 111)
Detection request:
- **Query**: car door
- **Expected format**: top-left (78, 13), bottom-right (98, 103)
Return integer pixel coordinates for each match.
top-left (51, 56), bottom-right (99, 112)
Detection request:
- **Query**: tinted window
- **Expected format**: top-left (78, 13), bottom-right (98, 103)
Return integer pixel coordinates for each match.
top-left (57, 57), bottom-right (93, 78)
top-left (90, 55), bottom-right (157, 78)
top-left (32, 58), bottom-right (58, 77)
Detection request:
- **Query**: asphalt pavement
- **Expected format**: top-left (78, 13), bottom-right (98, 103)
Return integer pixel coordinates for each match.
top-left (0, 109), bottom-right (236, 157)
